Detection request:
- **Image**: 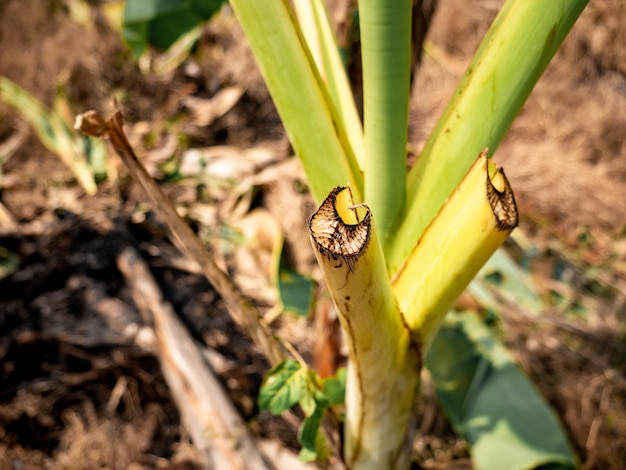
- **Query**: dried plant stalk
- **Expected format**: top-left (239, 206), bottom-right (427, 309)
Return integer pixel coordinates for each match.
top-left (75, 108), bottom-right (285, 365)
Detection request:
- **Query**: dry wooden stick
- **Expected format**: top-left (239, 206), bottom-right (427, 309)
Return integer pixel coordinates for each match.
top-left (77, 108), bottom-right (341, 466)
top-left (117, 246), bottom-right (270, 470)
top-left (75, 108), bottom-right (284, 365)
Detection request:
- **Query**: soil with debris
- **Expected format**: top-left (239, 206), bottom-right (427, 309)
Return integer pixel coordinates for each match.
top-left (1, 0), bottom-right (625, 469)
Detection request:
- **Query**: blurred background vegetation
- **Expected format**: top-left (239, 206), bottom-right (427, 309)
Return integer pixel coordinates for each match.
top-left (0, 0), bottom-right (625, 468)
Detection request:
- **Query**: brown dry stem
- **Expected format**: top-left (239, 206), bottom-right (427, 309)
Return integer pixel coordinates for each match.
top-left (75, 108), bottom-right (285, 365)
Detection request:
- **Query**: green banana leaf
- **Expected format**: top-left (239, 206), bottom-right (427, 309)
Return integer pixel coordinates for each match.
top-left (123, 0), bottom-right (226, 58)
top-left (426, 311), bottom-right (578, 470)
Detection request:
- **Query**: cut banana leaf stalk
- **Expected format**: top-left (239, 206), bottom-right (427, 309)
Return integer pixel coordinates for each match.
top-left (309, 187), bottom-right (420, 470)
top-left (385, 0), bottom-right (588, 273)
top-left (393, 150), bottom-right (518, 349)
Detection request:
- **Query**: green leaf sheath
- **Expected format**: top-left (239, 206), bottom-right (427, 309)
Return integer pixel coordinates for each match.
top-left (293, 0), bottom-right (365, 167)
top-left (230, 0), bottom-right (363, 203)
top-left (386, 0), bottom-right (589, 273)
top-left (359, 0), bottom-right (412, 241)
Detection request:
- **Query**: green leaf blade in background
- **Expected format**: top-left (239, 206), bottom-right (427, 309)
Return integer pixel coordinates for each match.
top-left (143, 10), bottom-right (203, 51)
top-left (470, 248), bottom-right (544, 316)
top-left (271, 235), bottom-right (315, 318)
top-left (386, 0), bottom-right (589, 273)
top-left (123, 0), bottom-right (226, 57)
top-left (0, 77), bottom-right (100, 195)
top-left (426, 312), bottom-right (578, 470)
top-left (277, 262), bottom-right (315, 317)
top-left (298, 403), bottom-right (325, 462)
top-left (322, 367), bottom-right (346, 407)
top-left (0, 247), bottom-right (20, 279)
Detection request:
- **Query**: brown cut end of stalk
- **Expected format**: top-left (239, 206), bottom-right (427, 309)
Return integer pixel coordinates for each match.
top-left (74, 110), bottom-right (109, 138)
top-left (484, 149), bottom-right (518, 231)
top-left (308, 186), bottom-right (371, 272)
